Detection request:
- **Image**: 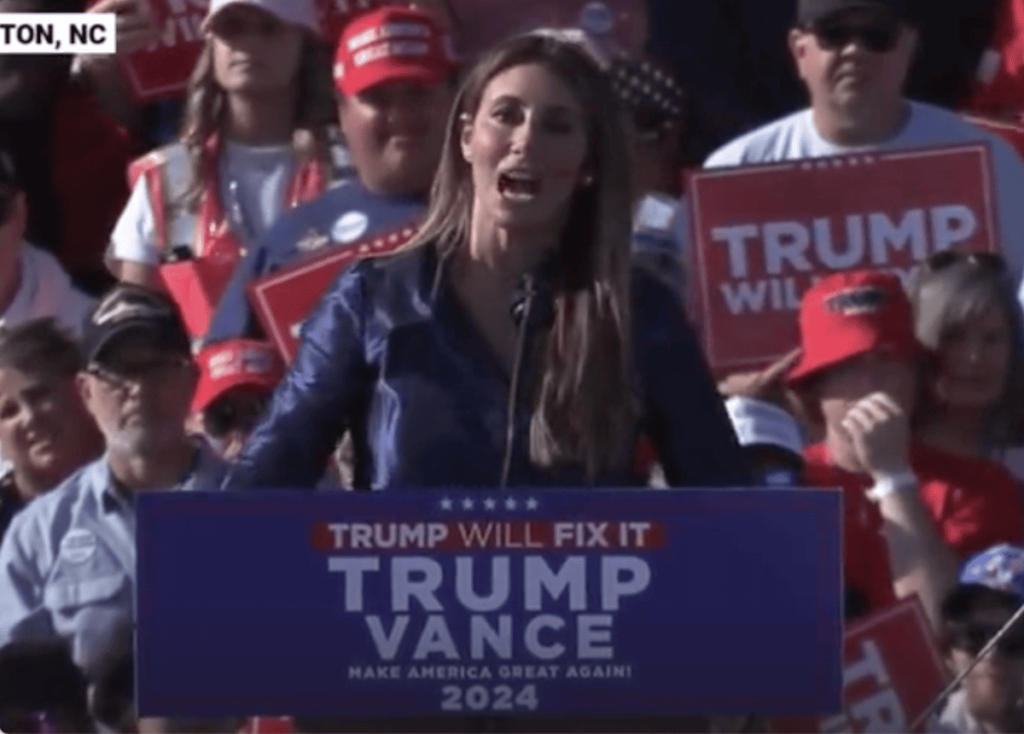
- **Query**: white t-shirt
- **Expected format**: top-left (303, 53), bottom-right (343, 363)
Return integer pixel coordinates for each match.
top-left (110, 141), bottom-right (297, 266)
top-left (1, 244), bottom-right (93, 336)
top-left (705, 101), bottom-right (1024, 283)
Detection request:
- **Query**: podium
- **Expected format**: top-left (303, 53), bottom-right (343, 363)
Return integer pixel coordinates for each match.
top-left (136, 488), bottom-right (843, 731)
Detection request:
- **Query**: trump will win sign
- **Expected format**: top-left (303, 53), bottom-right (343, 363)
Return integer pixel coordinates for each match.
top-left (687, 144), bottom-right (1000, 373)
top-left (136, 489), bottom-right (842, 720)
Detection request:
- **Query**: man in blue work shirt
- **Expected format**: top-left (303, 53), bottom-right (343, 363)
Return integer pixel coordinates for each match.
top-left (0, 284), bottom-right (225, 680)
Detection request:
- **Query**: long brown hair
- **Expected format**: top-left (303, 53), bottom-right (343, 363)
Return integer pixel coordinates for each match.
top-left (178, 32), bottom-right (336, 210)
top-left (909, 254), bottom-right (1024, 448)
top-left (406, 31), bottom-right (638, 479)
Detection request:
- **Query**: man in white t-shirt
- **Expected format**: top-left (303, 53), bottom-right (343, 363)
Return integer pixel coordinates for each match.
top-left (0, 150), bottom-right (92, 337)
top-left (705, 0), bottom-right (1024, 285)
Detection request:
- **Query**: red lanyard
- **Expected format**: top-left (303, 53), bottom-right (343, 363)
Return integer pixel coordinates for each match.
top-left (194, 135), bottom-right (328, 263)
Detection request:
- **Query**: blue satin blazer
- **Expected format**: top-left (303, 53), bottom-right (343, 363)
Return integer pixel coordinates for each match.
top-left (224, 245), bottom-right (748, 491)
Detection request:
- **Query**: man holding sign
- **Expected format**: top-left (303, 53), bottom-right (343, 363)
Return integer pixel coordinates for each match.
top-left (705, 0), bottom-right (1024, 287)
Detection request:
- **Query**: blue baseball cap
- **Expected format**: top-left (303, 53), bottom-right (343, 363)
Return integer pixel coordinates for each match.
top-left (959, 545), bottom-right (1024, 600)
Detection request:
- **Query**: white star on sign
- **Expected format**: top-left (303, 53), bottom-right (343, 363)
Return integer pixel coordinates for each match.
top-left (505, 498), bottom-right (517, 510)
top-left (462, 498), bottom-right (475, 510)
top-left (440, 498), bottom-right (453, 511)
top-left (526, 498), bottom-right (539, 510)
top-left (484, 498), bottom-right (497, 510)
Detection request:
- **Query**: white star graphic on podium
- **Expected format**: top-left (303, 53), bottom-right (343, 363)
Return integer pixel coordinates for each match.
top-left (440, 498), bottom-right (453, 511)
top-left (505, 498), bottom-right (517, 510)
top-left (526, 498), bottom-right (539, 510)
top-left (462, 498), bottom-right (474, 510)
top-left (484, 498), bottom-right (497, 510)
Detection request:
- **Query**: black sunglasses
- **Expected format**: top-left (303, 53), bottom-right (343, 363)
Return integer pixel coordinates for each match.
top-left (949, 621), bottom-right (1024, 657)
top-left (810, 17), bottom-right (902, 53)
top-left (924, 249), bottom-right (1007, 273)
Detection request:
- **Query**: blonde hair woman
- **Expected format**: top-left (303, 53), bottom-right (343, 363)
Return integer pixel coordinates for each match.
top-left (224, 30), bottom-right (745, 491)
top-left (107, 0), bottom-right (341, 340)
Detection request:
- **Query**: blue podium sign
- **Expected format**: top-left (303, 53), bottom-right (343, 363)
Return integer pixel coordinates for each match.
top-left (136, 488), bottom-right (843, 719)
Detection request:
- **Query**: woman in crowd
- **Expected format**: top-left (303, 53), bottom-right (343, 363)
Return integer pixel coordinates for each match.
top-left (223, 30), bottom-right (746, 492)
top-left (108, 0), bottom-right (341, 340)
top-left (0, 319), bottom-right (103, 542)
top-left (908, 251), bottom-right (1024, 559)
top-left (204, 3), bottom-right (458, 343)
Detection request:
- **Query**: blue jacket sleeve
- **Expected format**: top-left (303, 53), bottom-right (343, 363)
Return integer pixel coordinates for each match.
top-left (223, 265), bottom-right (373, 490)
top-left (633, 270), bottom-right (750, 487)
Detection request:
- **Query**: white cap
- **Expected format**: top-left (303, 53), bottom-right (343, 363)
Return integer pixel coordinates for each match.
top-left (724, 396), bottom-right (804, 458)
top-left (203, 0), bottom-right (320, 35)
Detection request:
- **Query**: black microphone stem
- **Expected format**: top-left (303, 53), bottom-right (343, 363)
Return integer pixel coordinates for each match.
top-left (500, 277), bottom-right (535, 491)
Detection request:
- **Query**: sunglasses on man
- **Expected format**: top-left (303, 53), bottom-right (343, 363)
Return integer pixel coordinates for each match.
top-left (809, 15), bottom-right (903, 53)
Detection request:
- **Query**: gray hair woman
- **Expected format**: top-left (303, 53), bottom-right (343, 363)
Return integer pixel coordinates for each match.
top-left (906, 250), bottom-right (1024, 560)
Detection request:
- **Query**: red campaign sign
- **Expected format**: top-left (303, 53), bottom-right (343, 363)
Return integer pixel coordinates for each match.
top-left (247, 223), bottom-right (418, 363)
top-left (101, 0), bottom-right (208, 104)
top-left (687, 144), bottom-right (1001, 374)
top-left (770, 597), bottom-right (948, 734)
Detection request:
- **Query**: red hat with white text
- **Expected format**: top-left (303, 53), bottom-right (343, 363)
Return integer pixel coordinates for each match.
top-left (787, 270), bottom-right (921, 384)
top-left (191, 339), bottom-right (284, 414)
top-left (334, 5), bottom-right (454, 97)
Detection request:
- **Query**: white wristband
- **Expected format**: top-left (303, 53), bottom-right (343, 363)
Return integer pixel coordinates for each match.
top-left (866, 471), bottom-right (918, 502)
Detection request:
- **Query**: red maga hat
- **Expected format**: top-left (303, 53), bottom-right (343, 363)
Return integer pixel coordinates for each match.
top-left (787, 270), bottom-right (921, 384)
top-left (191, 339), bottom-right (285, 414)
top-left (333, 5), bottom-right (454, 97)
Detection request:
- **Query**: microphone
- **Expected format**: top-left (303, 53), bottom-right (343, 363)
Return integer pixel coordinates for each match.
top-left (500, 261), bottom-right (557, 490)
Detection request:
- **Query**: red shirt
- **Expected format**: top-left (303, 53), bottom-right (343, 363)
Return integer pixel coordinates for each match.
top-left (912, 444), bottom-right (1024, 560)
top-left (803, 444), bottom-right (898, 615)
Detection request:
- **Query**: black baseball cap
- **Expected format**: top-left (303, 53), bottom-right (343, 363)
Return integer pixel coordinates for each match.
top-left (797, 0), bottom-right (910, 26)
top-left (81, 285), bottom-right (192, 366)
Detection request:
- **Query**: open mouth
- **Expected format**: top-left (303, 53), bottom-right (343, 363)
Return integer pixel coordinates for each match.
top-left (498, 171), bottom-right (541, 202)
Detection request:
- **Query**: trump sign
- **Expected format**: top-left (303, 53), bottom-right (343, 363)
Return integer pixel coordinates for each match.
top-left (136, 488), bottom-right (843, 721)
top-left (688, 144), bottom-right (1000, 373)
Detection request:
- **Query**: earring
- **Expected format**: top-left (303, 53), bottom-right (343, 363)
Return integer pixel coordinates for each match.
top-left (581, 173), bottom-right (596, 187)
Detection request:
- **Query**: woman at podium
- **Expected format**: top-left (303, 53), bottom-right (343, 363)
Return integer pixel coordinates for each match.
top-left (222, 30), bottom-right (748, 492)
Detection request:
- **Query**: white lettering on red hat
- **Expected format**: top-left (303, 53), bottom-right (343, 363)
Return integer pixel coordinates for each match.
top-left (208, 345), bottom-right (274, 380)
top-left (353, 40), bottom-right (429, 68)
top-left (348, 21), bottom-right (431, 52)
top-left (824, 286), bottom-right (888, 316)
